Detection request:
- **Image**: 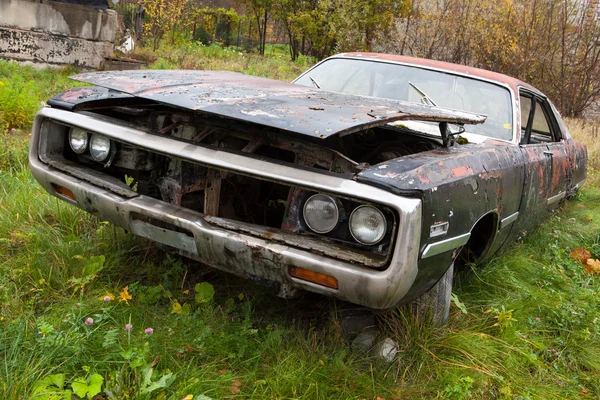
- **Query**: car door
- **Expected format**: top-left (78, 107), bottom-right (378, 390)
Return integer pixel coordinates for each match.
top-left (518, 90), bottom-right (570, 231)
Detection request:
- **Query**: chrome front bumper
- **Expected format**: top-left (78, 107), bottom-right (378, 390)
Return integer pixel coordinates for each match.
top-left (29, 107), bottom-right (423, 310)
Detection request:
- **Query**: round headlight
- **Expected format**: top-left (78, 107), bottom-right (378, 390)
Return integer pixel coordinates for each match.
top-left (89, 134), bottom-right (111, 162)
top-left (303, 194), bottom-right (339, 234)
top-left (349, 205), bottom-right (387, 245)
top-left (69, 128), bottom-right (88, 154)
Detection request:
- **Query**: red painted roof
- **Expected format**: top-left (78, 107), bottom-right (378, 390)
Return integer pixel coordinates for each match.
top-left (338, 52), bottom-right (539, 95)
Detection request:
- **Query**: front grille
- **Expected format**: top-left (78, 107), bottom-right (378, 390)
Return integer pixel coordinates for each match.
top-left (39, 119), bottom-right (395, 268)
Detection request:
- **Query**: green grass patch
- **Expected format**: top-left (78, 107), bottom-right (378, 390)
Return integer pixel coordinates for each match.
top-left (381, 187), bottom-right (600, 398)
top-left (148, 43), bottom-right (315, 81)
top-left (0, 61), bottom-right (82, 130)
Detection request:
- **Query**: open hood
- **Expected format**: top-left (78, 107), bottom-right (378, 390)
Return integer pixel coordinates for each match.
top-left (70, 70), bottom-right (486, 139)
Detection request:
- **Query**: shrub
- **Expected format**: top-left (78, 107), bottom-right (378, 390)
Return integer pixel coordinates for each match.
top-left (0, 76), bottom-right (40, 130)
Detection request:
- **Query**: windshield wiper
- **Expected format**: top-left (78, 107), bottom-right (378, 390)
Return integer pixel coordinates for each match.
top-left (409, 82), bottom-right (437, 107)
top-left (309, 75), bottom-right (321, 89)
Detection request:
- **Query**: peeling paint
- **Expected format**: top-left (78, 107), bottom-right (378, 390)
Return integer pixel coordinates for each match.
top-left (71, 70), bottom-right (486, 139)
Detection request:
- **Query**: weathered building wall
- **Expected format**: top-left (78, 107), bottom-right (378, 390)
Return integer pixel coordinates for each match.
top-left (0, 0), bottom-right (116, 68)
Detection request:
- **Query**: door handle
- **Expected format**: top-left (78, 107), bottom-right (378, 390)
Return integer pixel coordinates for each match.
top-left (543, 150), bottom-right (553, 156)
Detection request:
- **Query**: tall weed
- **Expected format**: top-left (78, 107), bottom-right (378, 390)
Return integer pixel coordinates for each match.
top-left (0, 76), bottom-right (40, 129)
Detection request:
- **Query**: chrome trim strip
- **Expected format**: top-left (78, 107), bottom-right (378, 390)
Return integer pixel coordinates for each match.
top-left (499, 211), bottom-right (519, 230)
top-left (421, 233), bottom-right (471, 259)
top-left (31, 108), bottom-right (423, 310)
top-left (574, 179), bottom-right (586, 190)
top-left (547, 191), bottom-right (566, 206)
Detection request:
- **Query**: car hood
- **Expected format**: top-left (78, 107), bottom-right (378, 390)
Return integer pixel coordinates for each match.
top-left (69, 70), bottom-right (486, 139)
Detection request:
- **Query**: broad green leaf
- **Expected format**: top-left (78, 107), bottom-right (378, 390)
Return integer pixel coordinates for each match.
top-left (171, 301), bottom-right (183, 314)
top-left (195, 282), bottom-right (215, 303)
top-left (48, 373), bottom-right (65, 390)
top-left (82, 255), bottom-right (105, 276)
top-left (120, 349), bottom-right (134, 360)
top-left (71, 377), bottom-right (89, 398)
top-left (140, 368), bottom-right (176, 394)
top-left (87, 374), bottom-right (103, 397)
top-left (171, 301), bottom-right (190, 315)
top-left (32, 375), bottom-right (69, 399)
top-left (450, 293), bottom-right (468, 315)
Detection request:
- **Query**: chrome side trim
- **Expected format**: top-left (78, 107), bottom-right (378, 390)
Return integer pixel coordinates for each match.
top-left (547, 191), bottom-right (566, 206)
top-left (574, 179), bottom-right (586, 190)
top-left (499, 211), bottom-right (519, 230)
top-left (421, 233), bottom-right (471, 259)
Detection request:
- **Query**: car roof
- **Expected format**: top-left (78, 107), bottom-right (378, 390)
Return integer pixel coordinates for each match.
top-left (336, 52), bottom-right (540, 96)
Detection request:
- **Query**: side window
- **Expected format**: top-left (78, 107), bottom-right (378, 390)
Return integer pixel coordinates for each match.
top-left (530, 99), bottom-right (552, 142)
top-left (520, 95), bottom-right (532, 134)
top-left (520, 92), bottom-right (559, 145)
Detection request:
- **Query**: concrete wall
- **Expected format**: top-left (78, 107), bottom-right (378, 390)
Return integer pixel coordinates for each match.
top-left (0, 0), bottom-right (117, 68)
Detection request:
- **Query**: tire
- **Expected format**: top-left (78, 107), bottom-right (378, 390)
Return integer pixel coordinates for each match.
top-left (411, 262), bottom-right (454, 325)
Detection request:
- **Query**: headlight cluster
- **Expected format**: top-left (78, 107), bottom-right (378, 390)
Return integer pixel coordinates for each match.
top-left (302, 193), bottom-right (388, 245)
top-left (349, 205), bottom-right (387, 245)
top-left (303, 194), bottom-right (339, 234)
top-left (69, 128), bottom-right (112, 162)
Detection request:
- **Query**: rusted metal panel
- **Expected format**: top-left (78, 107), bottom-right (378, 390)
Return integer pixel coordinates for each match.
top-left (202, 215), bottom-right (388, 268)
top-left (204, 169), bottom-right (222, 216)
top-left (565, 138), bottom-right (588, 191)
top-left (69, 70), bottom-right (486, 139)
top-left (356, 141), bottom-right (526, 295)
top-left (48, 86), bottom-right (134, 110)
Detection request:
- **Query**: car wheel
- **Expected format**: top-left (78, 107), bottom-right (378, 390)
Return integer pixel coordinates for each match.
top-left (411, 262), bottom-right (454, 325)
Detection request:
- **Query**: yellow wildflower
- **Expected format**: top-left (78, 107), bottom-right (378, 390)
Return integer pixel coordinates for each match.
top-left (119, 286), bottom-right (132, 304)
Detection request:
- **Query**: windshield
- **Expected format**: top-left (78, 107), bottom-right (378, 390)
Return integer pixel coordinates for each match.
top-left (294, 58), bottom-right (514, 141)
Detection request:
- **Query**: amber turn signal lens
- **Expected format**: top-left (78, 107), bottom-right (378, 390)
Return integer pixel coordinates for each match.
top-left (51, 184), bottom-right (76, 201)
top-left (288, 266), bottom-right (338, 289)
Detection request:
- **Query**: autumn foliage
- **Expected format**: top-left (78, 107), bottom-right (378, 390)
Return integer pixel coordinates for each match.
top-left (378, 0), bottom-right (600, 118)
top-left (571, 248), bottom-right (600, 275)
top-left (114, 0), bottom-right (600, 117)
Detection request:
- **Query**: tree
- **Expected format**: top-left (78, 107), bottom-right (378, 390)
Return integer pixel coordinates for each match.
top-left (274, 0), bottom-right (338, 60)
top-left (142, 0), bottom-right (187, 50)
top-left (379, 0), bottom-right (600, 117)
top-left (238, 0), bottom-right (272, 55)
top-left (332, 0), bottom-right (401, 52)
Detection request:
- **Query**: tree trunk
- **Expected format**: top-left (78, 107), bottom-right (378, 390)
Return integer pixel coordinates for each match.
top-left (261, 9), bottom-right (268, 55)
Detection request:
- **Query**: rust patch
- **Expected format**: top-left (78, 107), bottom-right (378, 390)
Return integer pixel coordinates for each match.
top-left (450, 166), bottom-right (473, 177)
top-left (480, 170), bottom-right (502, 180)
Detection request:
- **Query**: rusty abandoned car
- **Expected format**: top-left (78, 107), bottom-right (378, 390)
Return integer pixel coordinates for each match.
top-left (29, 53), bottom-right (587, 321)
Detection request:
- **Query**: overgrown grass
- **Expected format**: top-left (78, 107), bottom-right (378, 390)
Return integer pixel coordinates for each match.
top-left (0, 61), bottom-right (81, 130)
top-left (381, 186), bottom-right (600, 398)
top-left (1, 54), bottom-right (600, 398)
top-left (148, 42), bottom-right (315, 81)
